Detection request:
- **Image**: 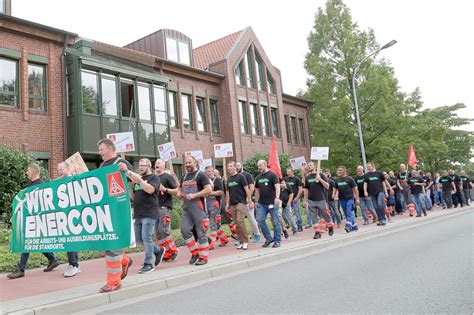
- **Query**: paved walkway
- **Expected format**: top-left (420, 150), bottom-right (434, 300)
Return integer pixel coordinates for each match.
top-left (0, 205), bottom-right (469, 313)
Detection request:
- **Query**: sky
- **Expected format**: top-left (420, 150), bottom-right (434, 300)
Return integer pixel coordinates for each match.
top-left (10, 0), bottom-right (474, 131)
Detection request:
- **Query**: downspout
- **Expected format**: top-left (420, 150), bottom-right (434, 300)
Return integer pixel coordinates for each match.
top-left (61, 35), bottom-right (69, 159)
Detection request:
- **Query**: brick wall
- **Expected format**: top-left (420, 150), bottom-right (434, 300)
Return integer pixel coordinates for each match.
top-left (0, 29), bottom-right (65, 177)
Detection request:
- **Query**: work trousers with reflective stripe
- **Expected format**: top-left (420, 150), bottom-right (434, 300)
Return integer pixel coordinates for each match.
top-left (308, 200), bottom-right (333, 232)
top-left (181, 206), bottom-right (209, 260)
top-left (105, 250), bottom-right (128, 286)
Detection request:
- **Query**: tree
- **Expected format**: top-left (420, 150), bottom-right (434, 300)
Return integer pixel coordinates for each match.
top-left (0, 145), bottom-right (49, 223)
top-left (303, 0), bottom-right (472, 174)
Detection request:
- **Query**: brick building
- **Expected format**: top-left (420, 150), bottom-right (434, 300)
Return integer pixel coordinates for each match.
top-left (1, 9), bottom-right (312, 177)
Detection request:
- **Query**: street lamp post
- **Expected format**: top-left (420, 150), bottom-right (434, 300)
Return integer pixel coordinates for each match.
top-left (351, 40), bottom-right (397, 172)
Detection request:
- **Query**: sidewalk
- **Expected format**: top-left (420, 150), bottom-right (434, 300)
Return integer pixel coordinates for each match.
top-left (1, 206), bottom-right (471, 314)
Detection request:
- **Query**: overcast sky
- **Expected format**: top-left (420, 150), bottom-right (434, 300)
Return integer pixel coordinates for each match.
top-left (11, 0), bottom-right (474, 130)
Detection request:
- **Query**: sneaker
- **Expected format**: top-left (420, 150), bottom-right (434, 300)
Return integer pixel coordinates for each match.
top-left (363, 220), bottom-right (369, 225)
top-left (252, 234), bottom-right (260, 244)
top-left (352, 225), bottom-right (359, 231)
top-left (154, 248), bottom-right (165, 266)
top-left (242, 243), bottom-right (248, 250)
top-left (44, 260), bottom-right (60, 272)
top-left (64, 265), bottom-right (80, 277)
top-left (313, 232), bottom-right (321, 239)
top-left (344, 225), bottom-right (351, 233)
top-left (376, 222), bottom-right (383, 226)
top-left (292, 229), bottom-right (297, 235)
top-left (416, 214), bottom-right (422, 217)
top-left (121, 257), bottom-right (133, 280)
top-left (189, 255), bottom-right (199, 265)
top-left (194, 258), bottom-right (207, 266)
top-left (381, 221), bottom-right (387, 226)
top-left (262, 240), bottom-right (274, 248)
top-left (297, 227), bottom-right (303, 232)
top-left (234, 241), bottom-right (241, 246)
top-left (328, 226), bottom-right (334, 236)
top-left (163, 252), bottom-right (178, 262)
top-left (100, 283), bottom-right (122, 293)
top-left (283, 230), bottom-right (289, 239)
top-left (272, 242), bottom-right (281, 248)
top-left (7, 271), bottom-right (24, 279)
top-left (304, 225), bottom-right (312, 229)
top-left (139, 264), bottom-right (155, 274)
top-left (236, 243), bottom-right (243, 249)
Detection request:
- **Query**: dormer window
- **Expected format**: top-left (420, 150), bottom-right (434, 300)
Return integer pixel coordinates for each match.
top-left (165, 37), bottom-right (191, 65)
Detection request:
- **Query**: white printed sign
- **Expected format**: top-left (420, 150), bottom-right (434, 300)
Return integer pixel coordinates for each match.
top-left (214, 143), bottom-right (233, 158)
top-left (310, 147), bottom-right (329, 160)
top-left (199, 158), bottom-right (213, 171)
top-left (65, 152), bottom-right (89, 175)
top-left (158, 142), bottom-right (177, 161)
top-left (290, 156), bottom-right (307, 170)
top-left (106, 131), bottom-right (135, 153)
top-left (185, 150), bottom-right (204, 163)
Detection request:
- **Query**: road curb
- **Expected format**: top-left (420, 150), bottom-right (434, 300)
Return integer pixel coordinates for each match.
top-left (2, 207), bottom-right (472, 314)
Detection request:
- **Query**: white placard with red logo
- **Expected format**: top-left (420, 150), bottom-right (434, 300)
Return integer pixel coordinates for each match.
top-left (214, 143), bottom-right (233, 158)
top-left (106, 131), bottom-right (135, 153)
top-left (185, 150), bottom-right (204, 163)
top-left (290, 156), bottom-right (307, 170)
top-left (310, 147), bottom-right (329, 160)
top-left (199, 158), bottom-right (213, 171)
top-left (158, 142), bottom-right (177, 161)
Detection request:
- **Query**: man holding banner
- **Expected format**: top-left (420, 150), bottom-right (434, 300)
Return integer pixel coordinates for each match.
top-left (97, 138), bottom-right (134, 293)
top-left (7, 163), bottom-right (60, 280)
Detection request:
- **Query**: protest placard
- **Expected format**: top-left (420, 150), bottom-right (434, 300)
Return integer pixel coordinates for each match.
top-left (65, 152), bottom-right (89, 175)
top-left (106, 131), bottom-right (135, 153)
top-left (158, 142), bottom-right (177, 161)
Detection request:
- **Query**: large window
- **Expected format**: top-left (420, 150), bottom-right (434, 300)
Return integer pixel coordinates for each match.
top-left (196, 98), bottom-right (208, 132)
top-left (81, 70), bottom-right (99, 114)
top-left (238, 100), bottom-right (249, 134)
top-left (271, 107), bottom-right (280, 138)
top-left (250, 103), bottom-right (260, 136)
top-left (284, 115), bottom-right (291, 143)
top-left (0, 0), bottom-right (4, 13)
top-left (137, 84), bottom-right (151, 121)
top-left (290, 116), bottom-right (298, 144)
top-left (260, 104), bottom-right (270, 137)
top-left (168, 91), bottom-right (178, 128)
top-left (153, 86), bottom-right (167, 125)
top-left (101, 75), bottom-right (117, 116)
top-left (235, 60), bottom-right (245, 86)
top-left (267, 71), bottom-right (276, 94)
top-left (28, 63), bottom-right (46, 111)
top-left (245, 48), bottom-right (255, 88)
top-left (120, 79), bottom-right (135, 118)
top-left (256, 55), bottom-right (265, 91)
top-left (181, 94), bottom-right (193, 131)
top-left (210, 100), bottom-right (220, 134)
top-left (166, 37), bottom-right (191, 65)
top-left (299, 118), bottom-right (306, 145)
top-left (0, 57), bottom-right (18, 107)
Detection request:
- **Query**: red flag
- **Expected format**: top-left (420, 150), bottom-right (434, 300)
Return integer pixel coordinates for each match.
top-left (268, 138), bottom-right (282, 179)
top-left (407, 144), bottom-right (417, 170)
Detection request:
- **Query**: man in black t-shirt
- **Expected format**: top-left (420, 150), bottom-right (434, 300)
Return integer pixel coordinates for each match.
top-left (449, 170), bottom-right (464, 207)
top-left (363, 162), bottom-right (389, 226)
top-left (354, 166), bottom-right (378, 224)
top-left (128, 158), bottom-right (164, 274)
top-left (284, 168), bottom-right (304, 231)
top-left (205, 165), bottom-right (229, 249)
top-left (154, 159), bottom-right (179, 262)
top-left (97, 138), bottom-right (134, 293)
top-left (303, 162), bottom-right (334, 239)
top-left (7, 163), bottom-right (60, 280)
top-left (178, 156), bottom-right (212, 266)
top-left (226, 161), bottom-right (253, 249)
top-left (460, 171), bottom-right (472, 206)
top-left (333, 166), bottom-right (358, 233)
top-left (236, 162), bottom-right (261, 243)
top-left (324, 169), bottom-right (342, 228)
top-left (279, 179), bottom-right (297, 235)
top-left (408, 170), bottom-right (427, 217)
top-left (255, 160), bottom-right (282, 248)
top-left (438, 171), bottom-right (456, 209)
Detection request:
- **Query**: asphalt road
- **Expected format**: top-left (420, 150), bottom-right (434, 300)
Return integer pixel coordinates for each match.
top-left (100, 210), bottom-right (473, 314)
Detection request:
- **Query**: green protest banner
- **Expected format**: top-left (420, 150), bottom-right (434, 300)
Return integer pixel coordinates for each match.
top-left (10, 165), bottom-right (132, 253)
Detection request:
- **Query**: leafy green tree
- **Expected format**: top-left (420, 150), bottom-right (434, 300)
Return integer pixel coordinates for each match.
top-left (243, 153), bottom-right (292, 179)
top-left (303, 0), bottom-right (472, 174)
top-left (0, 145), bottom-right (49, 223)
